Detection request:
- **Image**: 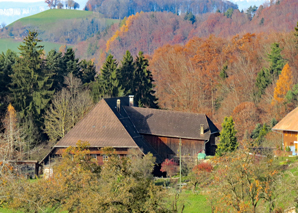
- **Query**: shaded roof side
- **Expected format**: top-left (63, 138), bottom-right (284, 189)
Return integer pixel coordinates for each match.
top-left (124, 106), bottom-right (218, 140)
top-left (105, 97), bottom-right (163, 163)
top-left (272, 107), bottom-right (298, 132)
top-left (55, 99), bottom-right (139, 148)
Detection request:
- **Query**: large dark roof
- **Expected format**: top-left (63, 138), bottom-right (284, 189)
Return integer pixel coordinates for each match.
top-left (54, 97), bottom-right (162, 162)
top-left (55, 98), bottom-right (138, 148)
top-left (53, 96), bottom-right (219, 163)
top-left (124, 106), bottom-right (219, 140)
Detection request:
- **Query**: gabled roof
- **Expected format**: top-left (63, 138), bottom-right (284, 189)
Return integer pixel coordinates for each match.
top-left (124, 106), bottom-right (219, 140)
top-left (55, 99), bottom-right (139, 148)
top-left (54, 97), bottom-right (163, 163)
top-left (272, 107), bottom-right (298, 132)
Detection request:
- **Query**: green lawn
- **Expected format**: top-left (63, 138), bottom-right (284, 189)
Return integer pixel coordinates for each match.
top-left (176, 190), bottom-right (211, 213)
top-left (0, 38), bottom-right (70, 54)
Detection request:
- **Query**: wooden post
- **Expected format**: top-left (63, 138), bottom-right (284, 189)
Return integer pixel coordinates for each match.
top-left (179, 138), bottom-right (182, 193)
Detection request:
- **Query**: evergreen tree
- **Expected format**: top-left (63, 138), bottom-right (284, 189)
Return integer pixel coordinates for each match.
top-left (119, 50), bottom-right (135, 95)
top-left (46, 50), bottom-right (64, 90)
top-left (9, 31), bottom-right (54, 142)
top-left (0, 50), bottom-right (17, 108)
top-left (62, 48), bottom-right (80, 77)
top-left (134, 52), bottom-right (158, 108)
top-left (251, 123), bottom-right (262, 139)
top-left (295, 22), bottom-right (298, 48)
top-left (100, 54), bottom-right (122, 98)
top-left (267, 43), bottom-right (286, 80)
top-left (224, 8), bottom-right (234, 18)
top-left (78, 59), bottom-right (96, 85)
top-left (255, 124), bottom-right (268, 146)
top-left (255, 68), bottom-right (271, 98)
top-left (216, 116), bottom-right (238, 156)
top-left (184, 12), bottom-right (196, 24)
top-left (286, 83), bottom-right (298, 104)
top-left (219, 62), bottom-right (228, 79)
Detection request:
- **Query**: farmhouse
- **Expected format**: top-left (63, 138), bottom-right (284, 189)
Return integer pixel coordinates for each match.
top-left (41, 96), bottom-right (219, 165)
top-left (272, 107), bottom-right (298, 155)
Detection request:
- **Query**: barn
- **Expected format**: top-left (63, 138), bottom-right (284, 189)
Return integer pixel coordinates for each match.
top-left (41, 96), bottom-right (219, 165)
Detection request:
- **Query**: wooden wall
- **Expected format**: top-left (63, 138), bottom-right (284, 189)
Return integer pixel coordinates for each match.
top-left (51, 147), bottom-right (137, 165)
top-left (283, 131), bottom-right (298, 148)
top-left (142, 134), bottom-right (206, 161)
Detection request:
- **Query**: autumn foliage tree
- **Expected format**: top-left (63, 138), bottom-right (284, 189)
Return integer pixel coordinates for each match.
top-left (160, 159), bottom-right (178, 178)
top-left (210, 148), bottom-right (284, 213)
top-left (272, 63), bottom-right (293, 105)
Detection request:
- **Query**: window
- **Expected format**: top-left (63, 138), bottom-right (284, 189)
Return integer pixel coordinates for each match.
top-left (103, 154), bottom-right (109, 161)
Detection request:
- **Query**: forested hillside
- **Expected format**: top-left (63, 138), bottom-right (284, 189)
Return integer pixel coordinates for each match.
top-left (84, 0), bottom-right (238, 19)
top-left (75, 0), bottom-right (298, 68)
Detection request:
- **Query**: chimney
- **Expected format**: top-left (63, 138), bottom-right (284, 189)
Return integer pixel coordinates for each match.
top-left (200, 124), bottom-right (204, 135)
top-left (129, 95), bottom-right (134, 107)
top-left (117, 99), bottom-right (120, 112)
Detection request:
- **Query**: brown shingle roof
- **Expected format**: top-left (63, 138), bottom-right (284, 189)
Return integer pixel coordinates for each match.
top-left (124, 106), bottom-right (219, 140)
top-left (272, 107), bottom-right (298, 132)
top-left (55, 99), bottom-right (139, 148)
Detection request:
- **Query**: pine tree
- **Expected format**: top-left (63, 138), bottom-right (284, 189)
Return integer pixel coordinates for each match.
top-left (9, 31), bottom-right (54, 143)
top-left (216, 116), bottom-right (238, 156)
top-left (133, 52), bottom-right (158, 108)
top-left (119, 50), bottom-right (135, 95)
top-left (272, 63), bottom-right (293, 105)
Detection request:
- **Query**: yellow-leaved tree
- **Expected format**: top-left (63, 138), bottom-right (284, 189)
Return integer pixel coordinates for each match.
top-left (272, 63), bottom-right (293, 105)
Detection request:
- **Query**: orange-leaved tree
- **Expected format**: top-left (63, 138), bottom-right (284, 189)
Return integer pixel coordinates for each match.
top-left (272, 63), bottom-right (293, 105)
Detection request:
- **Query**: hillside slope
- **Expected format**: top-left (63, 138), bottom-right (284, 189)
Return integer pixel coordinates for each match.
top-left (74, 0), bottom-right (298, 68)
top-left (0, 9), bottom-right (119, 44)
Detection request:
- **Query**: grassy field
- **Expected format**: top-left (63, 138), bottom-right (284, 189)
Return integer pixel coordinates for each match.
top-left (0, 38), bottom-right (69, 54)
top-left (174, 190), bottom-right (211, 213)
top-left (8, 9), bottom-right (119, 31)
top-left (10, 9), bottom-right (95, 26)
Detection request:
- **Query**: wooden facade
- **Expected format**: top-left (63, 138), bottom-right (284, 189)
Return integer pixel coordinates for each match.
top-left (283, 131), bottom-right (298, 152)
top-left (49, 147), bottom-right (137, 165)
top-left (142, 134), bottom-right (212, 161)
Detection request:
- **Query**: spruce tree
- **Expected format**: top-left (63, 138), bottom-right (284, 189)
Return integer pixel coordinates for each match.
top-left (78, 59), bottom-right (96, 85)
top-left (46, 50), bottom-right (64, 90)
top-left (119, 50), bottom-right (135, 95)
top-left (100, 54), bottom-right (122, 97)
top-left (134, 52), bottom-right (158, 108)
top-left (216, 116), bottom-right (238, 156)
top-left (255, 68), bottom-right (271, 98)
top-left (0, 50), bottom-right (17, 105)
top-left (9, 31), bottom-right (54, 142)
top-left (266, 43), bottom-right (286, 80)
top-left (62, 48), bottom-right (80, 77)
